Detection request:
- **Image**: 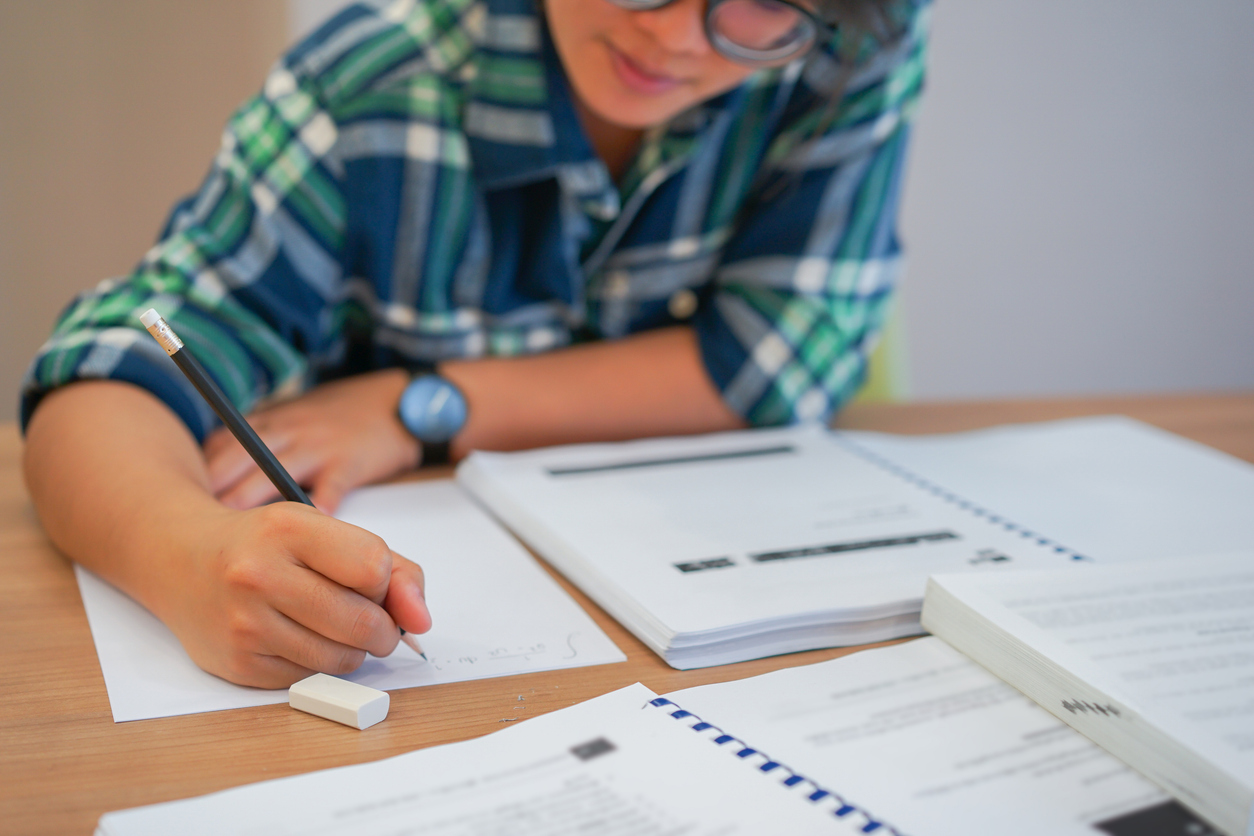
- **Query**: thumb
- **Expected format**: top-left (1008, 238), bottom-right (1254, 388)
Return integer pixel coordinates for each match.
top-left (384, 551), bottom-right (432, 635)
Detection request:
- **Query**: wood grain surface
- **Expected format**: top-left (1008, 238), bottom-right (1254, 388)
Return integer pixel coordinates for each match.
top-left (2, 393), bottom-right (1251, 834)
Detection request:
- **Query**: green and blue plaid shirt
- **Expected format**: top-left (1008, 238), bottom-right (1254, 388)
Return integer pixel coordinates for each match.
top-left (21, 0), bottom-right (928, 439)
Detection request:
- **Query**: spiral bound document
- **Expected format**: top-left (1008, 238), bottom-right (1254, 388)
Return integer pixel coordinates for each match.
top-left (642, 696), bottom-right (889, 833)
top-left (457, 417), bottom-right (1254, 670)
top-left (834, 433), bottom-right (1087, 561)
top-left (456, 424), bottom-right (1085, 669)
top-left (96, 639), bottom-right (1216, 835)
top-left (843, 415), bottom-right (1254, 566)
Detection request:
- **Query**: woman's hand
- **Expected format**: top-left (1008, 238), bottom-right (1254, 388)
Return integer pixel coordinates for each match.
top-left (205, 369), bottom-right (420, 513)
top-left (163, 501), bottom-right (432, 689)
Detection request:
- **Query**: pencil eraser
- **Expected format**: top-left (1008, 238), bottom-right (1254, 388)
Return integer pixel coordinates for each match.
top-left (139, 308), bottom-right (162, 328)
top-left (288, 673), bottom-right (389, 730)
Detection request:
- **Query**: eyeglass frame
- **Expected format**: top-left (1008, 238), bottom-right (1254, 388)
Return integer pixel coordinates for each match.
top-left (605, 0), bottom-right (838, 67)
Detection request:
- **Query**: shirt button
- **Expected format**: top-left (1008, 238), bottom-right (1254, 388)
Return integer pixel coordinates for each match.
top-left (605, 271), bottom-right (631, 298)
top-left (586, 199), bottom-right (619, 221)
top-left (668, 289), bottom-right (699, 320)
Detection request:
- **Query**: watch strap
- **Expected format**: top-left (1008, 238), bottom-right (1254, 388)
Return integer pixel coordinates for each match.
top-left (422, 440), bottom-right (450, 466)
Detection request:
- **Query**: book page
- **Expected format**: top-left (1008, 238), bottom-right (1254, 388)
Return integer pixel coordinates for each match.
top-left (96, 684), bottom-right (860, 835)
top-left (77, 481), bottom-right (624, 722)
top-left (846, 416), bottom-right (1254, 564)
top-left (459, 426), bottom-right (1070, 641)
top-left (667, 638), bottom-right (1195, 835)
top-left (928, 553), bottom-right (1254, 786)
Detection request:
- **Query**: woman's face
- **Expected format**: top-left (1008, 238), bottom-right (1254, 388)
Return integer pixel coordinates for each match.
top-left (545, 0), bottom-right (759, 129)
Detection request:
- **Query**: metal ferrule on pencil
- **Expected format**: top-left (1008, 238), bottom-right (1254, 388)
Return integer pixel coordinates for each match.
top-left (140, 312), bottom-right (184, 357)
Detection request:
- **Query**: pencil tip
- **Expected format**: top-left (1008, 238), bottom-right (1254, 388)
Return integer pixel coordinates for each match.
top-left (399, 631), bottom-right (428, 661)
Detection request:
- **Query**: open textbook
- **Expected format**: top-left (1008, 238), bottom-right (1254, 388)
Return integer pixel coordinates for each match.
top-left (923, 552), bottom-right (1254, 836)
top-left (95, 639), bottom-right (1219, 836)
top-left (456, 416), bottom-right (1254, 669)
top-left (76, 481), bottom-right (624, 722)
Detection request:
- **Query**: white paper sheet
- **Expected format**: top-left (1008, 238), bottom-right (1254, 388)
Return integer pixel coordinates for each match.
top-left (669, 638), bottom-right (1180, 835)
top-left (77, 480), bottom-right (624, 722)
top-left (96, 684), bottom-right (857, 836)
top-left (845, 415), bottom-right (1254, 564)
top-left (458, 425), bottom-right (1076, 669)
top-left (929, 552), bottom-right (1254, 801)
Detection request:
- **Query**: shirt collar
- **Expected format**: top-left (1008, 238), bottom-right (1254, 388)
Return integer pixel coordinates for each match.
top-left (463, 6), bottom-right (597, 192)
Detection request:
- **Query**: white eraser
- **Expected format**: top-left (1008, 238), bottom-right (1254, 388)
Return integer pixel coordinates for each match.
top-left (288, 673), bottom-right (390, 730)
top-left (139, 308), bottom-right (162, 328)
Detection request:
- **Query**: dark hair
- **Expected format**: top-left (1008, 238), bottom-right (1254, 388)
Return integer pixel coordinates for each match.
top-left (750, 0), bottom-right (914, 202)
top-left (802, 0), bottom-right (915, 131)
top-left (813, 0), bottom-right (913, 49)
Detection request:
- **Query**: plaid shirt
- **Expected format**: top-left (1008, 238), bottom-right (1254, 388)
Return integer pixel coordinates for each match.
top-left (21, 0), bottom-right (928, 439)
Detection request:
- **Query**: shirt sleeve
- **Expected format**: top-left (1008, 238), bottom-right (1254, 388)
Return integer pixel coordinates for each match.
top-left (18, 7), bottom-right (387, 440)
top-left (694, 6), bottom-right (928, 427)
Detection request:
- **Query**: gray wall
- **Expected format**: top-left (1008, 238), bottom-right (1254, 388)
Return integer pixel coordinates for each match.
top-left (896, 0), bottom-right (1254, 399)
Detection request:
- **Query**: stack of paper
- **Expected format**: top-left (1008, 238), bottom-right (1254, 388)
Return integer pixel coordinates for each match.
top-left (457, 425), bottom-right (1076, 668)
top-left (97, 638), bottom-right (1207, 835)
top-left (924, 551), bottom-right (1254, 836)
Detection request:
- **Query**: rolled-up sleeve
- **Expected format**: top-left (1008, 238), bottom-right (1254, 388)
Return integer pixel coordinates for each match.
top-left (20, 23), bottom-right (356, 439)
top-left (695, 13), bottom-right (927, 427)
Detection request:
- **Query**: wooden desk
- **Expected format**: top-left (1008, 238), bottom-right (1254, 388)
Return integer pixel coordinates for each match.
top-left (3, 393), bottom-right (1252, 834)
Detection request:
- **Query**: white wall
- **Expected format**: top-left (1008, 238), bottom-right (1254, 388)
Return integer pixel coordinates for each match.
top-left (896, 0), bottom-right (1254, 399)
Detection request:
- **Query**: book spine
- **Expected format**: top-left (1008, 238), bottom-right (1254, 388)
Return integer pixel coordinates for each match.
top-left (923, 580), bottom-right (1252, 836)
top-left (646, 696), bottom-right (899, 835)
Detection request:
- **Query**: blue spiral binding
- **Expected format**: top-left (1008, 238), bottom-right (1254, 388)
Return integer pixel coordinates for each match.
top-left (648, 697), bottom-right (900, 835)
top-left (833, 433), bottom-right (1091, 562)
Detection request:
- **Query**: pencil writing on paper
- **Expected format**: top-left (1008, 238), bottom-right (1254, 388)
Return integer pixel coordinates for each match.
top-left (138, 308), bottom-right (428, 662)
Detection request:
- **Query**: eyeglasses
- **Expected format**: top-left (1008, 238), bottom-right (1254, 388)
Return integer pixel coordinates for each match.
top-left (606, 0), bottom-right (835, 66)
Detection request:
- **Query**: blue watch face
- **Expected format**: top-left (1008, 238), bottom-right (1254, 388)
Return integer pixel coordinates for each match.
top-left (398, 375), bottom-right (468, 443)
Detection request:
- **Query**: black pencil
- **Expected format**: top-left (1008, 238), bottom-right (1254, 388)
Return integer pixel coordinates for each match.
top-left (139, 308), bottom-right (427, 661)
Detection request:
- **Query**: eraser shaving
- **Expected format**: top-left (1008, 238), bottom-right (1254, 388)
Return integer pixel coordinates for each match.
top-left (289, 673), bottom-right (390, 730)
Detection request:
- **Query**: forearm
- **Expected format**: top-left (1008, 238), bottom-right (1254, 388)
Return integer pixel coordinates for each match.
top-left (22, 381), bottom-right (225, 624)
top-left (442, 326), bottom-right (745, 459)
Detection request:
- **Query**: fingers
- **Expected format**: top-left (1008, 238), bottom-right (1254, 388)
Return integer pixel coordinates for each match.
top-left (180, 501), bottom-right (432, 688)
top-left (212, 651), bottom-right (316, 691)
top-left (385, 552), bottom-right (433, 635)
top-left (261, 610), bottom-right (371, 677)
top-left (216, 446), bottom-right (325, 510)
top-left (307, 457), bottom-right (370, 514)
top-left (267, 561), bottom-right (403, 658)
top-left (261, 508), bottom-right (434, 642)
top-left (212, 613), bottom-right (371, 690)
top-left (205, 423), bottom-right (294, 503)
top-left (278, 507), bottom-right (397, 600)
top-left (202, 373), bottom-right (423, 512)
top-left (208, 433), bottom-right (373, 513)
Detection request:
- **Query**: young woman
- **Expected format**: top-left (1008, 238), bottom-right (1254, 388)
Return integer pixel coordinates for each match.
top-left (21, 0), bottom-right (927, 687)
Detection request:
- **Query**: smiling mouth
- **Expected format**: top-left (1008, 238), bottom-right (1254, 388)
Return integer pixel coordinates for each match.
top-left (606, 43), bottom-right (683, 95)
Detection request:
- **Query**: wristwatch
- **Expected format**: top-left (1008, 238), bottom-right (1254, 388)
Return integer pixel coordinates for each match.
top-left (397, 373), bottom-right (468, 465)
